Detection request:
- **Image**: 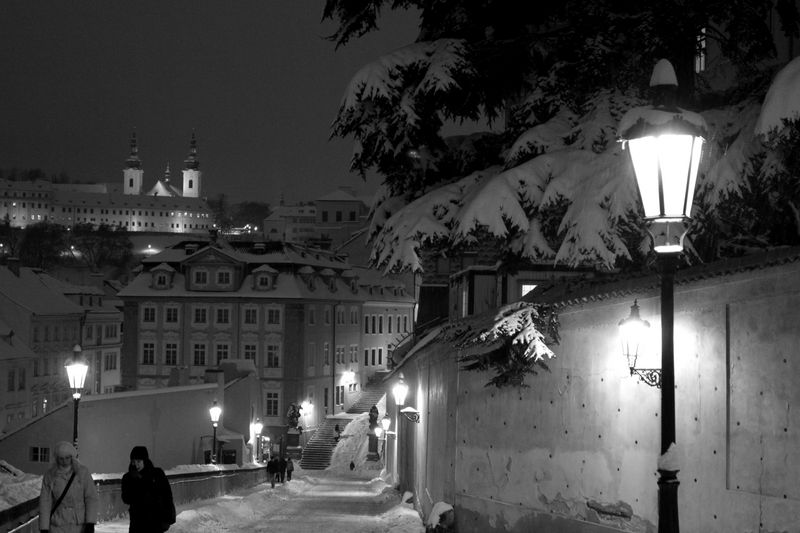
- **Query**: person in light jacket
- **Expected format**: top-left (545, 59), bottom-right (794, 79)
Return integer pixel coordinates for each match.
top-left (38, 441), bottom-right (98, 533)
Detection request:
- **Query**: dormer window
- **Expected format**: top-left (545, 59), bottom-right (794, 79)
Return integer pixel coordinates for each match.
top-left (155, 273), bottom-right (168, 288)
top-left (217, 270), bottom-right (232, 285)
top-left (258, 275), bottom-right (272, 289)
top-left (194, 269), bottom-right (208, 285)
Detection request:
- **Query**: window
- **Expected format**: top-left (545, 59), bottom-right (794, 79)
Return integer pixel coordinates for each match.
top-left (308, 307), bottom-right (316, 325)
top-left (155, 273), bottom-right (168, 287)
top-left (266, 345), bottom-right (280, 368)
top-left (364, 315), bottom-right (369, 334)
top-left (323, 343), bottom-right (330, 365)
top-left (371, 315), bottom-right (376, 334)
top-left (86, 325), bottom-right (94, 340)
top-left (258, 275), bottom-right (271, 289)
top-left (521, 283), bottom-right (537, 297)
top-left (336, 345), bottom-right (345, 364)
top-left (265, 392), bottom-right (279, 417)
top-left (17, 368), bottom-right (25, 390)
top-left (378, 315), bottom-right (383, 334)
top-left (244, 308), bottom-right (258, 325)
top-left (371, 349), bottom-right (376, 366)
top-left (336, 211), bottom-right (342, 222)
top-left (30, 447), bottom-right (50, 463)
top-left (194, 270), bottom-right (208, 284)
top-left (324, 306), bottom-right (331, 325)
top-left (7, 370), bottom-right (14, 392)
top-left (142, 306), bottom-right (156, 323)
top-left (164, 343), bottom-right (178, 366)
top-left (350, 307), bottom-right (359, 325)
top-left (104, 324), bottom-right (117, 339)
top-left (104, 352), bottom-right (117, 371)
top-left (378, 348), bottom-right (383, 366)
top-left (388, 316), bottom-right (393, 334)
top-left (142, 343), bottom-right (155, 365)
top-left (267, 309), bottom-right (281, 325)
top-left (165, 307), bottom-right (179, 324)
top-left (193, 307), bottom-right (208, 325)
top-left (396, 316), bottom-right (401, 333)
top-left (216, 343), bottom-right (229, 365)
top-left (322, 211), bottom-right (328, 222)
top-left (364, 349), bottom-right (369, 366)
top-left (216, 307), bottom-right (230, 325)
top-left (193, 344), bottom-right (207, 366)
top-left (336, 307), bottom-right (345, 325)
top-left (404, 315), bottom-right (409, 332)
top-left (217, 270), bottom-right (231, 285)
top-left (243, 343), bottom-right (257, 361)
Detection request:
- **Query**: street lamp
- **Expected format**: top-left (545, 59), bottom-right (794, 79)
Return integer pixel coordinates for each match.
top-left (392, 374), bottom-right (408, 407)
top-left (619, 59), bottom-right (707, 533)
top-left (253, 418), bottom-right (263, 463)
top-left (64, 345), bottom-right (88, 449)
top-left (209, 400), bottom-right (222, 464)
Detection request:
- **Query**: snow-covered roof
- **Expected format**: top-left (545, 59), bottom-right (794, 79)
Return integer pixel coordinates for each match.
top-left (316, 189), bottom-right (362, 203)
top-left (0, 267), bottom-right (84, 316)
top-left (755, 55), bottom-right (800, 137)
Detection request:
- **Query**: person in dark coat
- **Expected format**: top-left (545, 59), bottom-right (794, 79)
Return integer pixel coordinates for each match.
top-left (267, 457), bottom-right (278, 488)
top-left (286, 458), bottom-right (294, 481)
top-left (122, 446), bottom-right (176, 532)
top-left (278, 456), bottom-right (287, 483)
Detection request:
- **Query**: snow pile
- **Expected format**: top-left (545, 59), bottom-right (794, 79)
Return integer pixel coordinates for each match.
top-left (328, 412), bottom-right (384, 475)
top-left (0, 460), bottom-right (41, 511)
top-left (755, 55), bottom-right (800, 137)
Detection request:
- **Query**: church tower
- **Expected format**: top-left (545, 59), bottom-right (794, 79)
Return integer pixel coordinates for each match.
top-left (182, 132), bottom-right (201, 198)
top-left (123, 132), bottom-right (144, 195)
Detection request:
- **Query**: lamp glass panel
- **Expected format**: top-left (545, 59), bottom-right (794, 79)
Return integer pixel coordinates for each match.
top-left (392, 381), bottom-right (408, 406)
top-left (381, 415), bottom-right (391, 431)
top-left (658, 134), bottom-right (695, 217)
top-left (628, 137), bottom-right (662, 218)
top-left (65, 361), bottom-right (88, 390)
top-left (685, 137), bottom-right (703, 214)
top-left (620, 318), bottom-right (649, 366)
top-left (374, 427), bottom-right (383, 438)
top-left (209, 404), bottom-right (222, 423)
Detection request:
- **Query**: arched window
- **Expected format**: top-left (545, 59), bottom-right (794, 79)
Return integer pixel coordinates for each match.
top-left (188, 179), bottom-right (194, 189)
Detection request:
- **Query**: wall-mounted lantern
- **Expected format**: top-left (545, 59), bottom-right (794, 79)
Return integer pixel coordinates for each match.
top-left (619, 300), bottom-right (661, 387)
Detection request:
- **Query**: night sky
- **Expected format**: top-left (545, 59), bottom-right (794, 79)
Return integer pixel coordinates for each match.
top-left (0, 2), bottom-right (419, 204)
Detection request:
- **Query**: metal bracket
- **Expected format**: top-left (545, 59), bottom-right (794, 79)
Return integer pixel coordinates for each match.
top-left (631, 367), bottom-right (662, 388)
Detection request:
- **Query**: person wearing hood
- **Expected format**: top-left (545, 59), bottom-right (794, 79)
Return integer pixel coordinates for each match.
top-left (38, 441), bottom-right (98, 533)
top-left (121, 446), bottom-right (176, 532)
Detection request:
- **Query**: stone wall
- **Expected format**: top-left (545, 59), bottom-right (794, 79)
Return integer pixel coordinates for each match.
top-left (397, 255), bottom-right (800, 532)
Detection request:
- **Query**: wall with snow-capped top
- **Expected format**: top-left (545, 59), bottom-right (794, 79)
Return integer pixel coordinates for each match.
top-left (397, 251), bottom-right (800, 532)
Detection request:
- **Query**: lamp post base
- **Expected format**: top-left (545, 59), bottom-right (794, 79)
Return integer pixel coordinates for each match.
top-left (657, 469), bottom-right (679, 533)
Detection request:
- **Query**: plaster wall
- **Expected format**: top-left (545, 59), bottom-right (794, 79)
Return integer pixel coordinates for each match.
top-left (400, 260), bottom-right (800, 532)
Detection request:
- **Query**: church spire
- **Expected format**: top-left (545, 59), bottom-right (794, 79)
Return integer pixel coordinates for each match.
top-left (163, 162), bottom-right (171, 182)
top-left (183, 132), bottom-right (199, 170)
top-left (125, 131), bottom-right (141, 169)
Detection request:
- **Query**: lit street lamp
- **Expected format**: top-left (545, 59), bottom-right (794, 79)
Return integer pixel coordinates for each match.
top-left (253, 419), bottom-right (263, 462)
top-left (209, 400), bottom-right (222, 464)
top-left (619, 58), bottom-right (707, 533)
top-left (64, 345), bottom-right (88, 449)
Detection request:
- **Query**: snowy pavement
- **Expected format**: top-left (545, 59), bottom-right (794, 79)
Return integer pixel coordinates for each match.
top-left (95, 469), bottom-right (425, 533)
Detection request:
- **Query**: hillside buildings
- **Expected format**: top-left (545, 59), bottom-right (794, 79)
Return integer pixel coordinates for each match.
top-left (0, 133), bottom-right (212, 233)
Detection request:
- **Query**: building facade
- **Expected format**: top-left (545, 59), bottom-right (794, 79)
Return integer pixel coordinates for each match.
top-left (0, 133), bottom-right (212, 233)
top-left (117, 239), bottom-right (415, 439)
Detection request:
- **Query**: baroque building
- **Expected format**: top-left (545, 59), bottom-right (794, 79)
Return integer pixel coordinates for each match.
top-left (0, 133), bottom-right (212, 233)
top-left (117, 237), bottom-right (415, 438)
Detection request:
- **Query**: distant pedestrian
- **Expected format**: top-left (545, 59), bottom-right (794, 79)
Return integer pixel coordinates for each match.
top-left (122, 446), bottom-right (176, 532)
top-left (38, 441), bottom-right (98, 533)
top-left (286, 458), bottom-right (294, 481)
top-left (267, 457), bottom-right (278, 488)
top-left (334, 424), bottom-right (340, 442)
top-left (279, 456), bottom-right (287, 483)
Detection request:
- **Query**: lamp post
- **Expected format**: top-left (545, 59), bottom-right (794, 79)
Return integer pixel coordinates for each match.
top-left (209, 400), bottom-right (222, 464)
top-left (619, 59), bottom-right (706, 533)
top-left (253, 418), bottom-right (263, 463)
top-left (64, 345), bottom-right (88, 450)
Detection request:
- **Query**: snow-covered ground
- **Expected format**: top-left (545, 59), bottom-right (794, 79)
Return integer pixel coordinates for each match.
top-left (3, 411), bottom-right (426, 532)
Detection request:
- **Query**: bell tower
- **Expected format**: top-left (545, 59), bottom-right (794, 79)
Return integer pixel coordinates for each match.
top-left (182, 132), bottom-right (201, 198)
top-left (123, 131), bottom-right (144, 195)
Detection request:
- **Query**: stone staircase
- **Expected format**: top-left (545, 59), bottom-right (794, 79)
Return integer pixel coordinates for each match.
top-left (299, 383), bottom-right (387, 470)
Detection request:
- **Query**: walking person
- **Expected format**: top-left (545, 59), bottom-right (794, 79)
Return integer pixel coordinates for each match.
top-left (286, 458), bottom-right (294, 481)
top-left (267, 457), bottom-right (278, 488)
top-left (279, 456), bottom-right (287, 483)
top-left (121, 446), bottom-right (176, 532)
top-left (38, 441), bottom-right (98, 533)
